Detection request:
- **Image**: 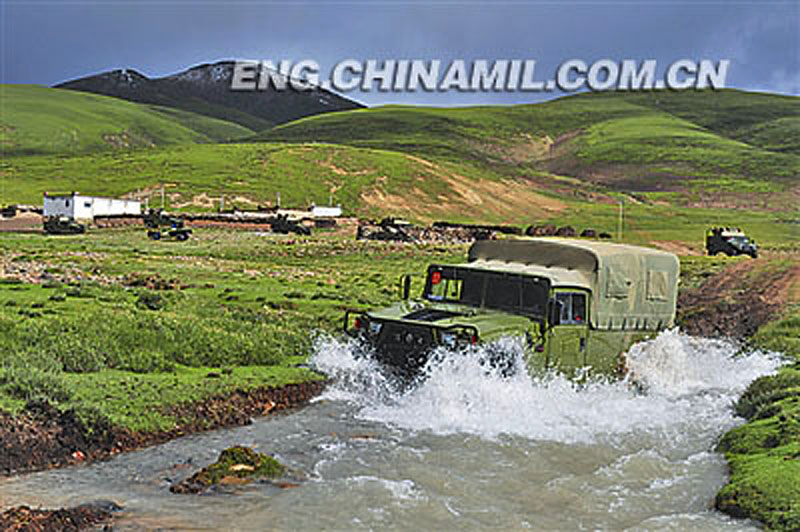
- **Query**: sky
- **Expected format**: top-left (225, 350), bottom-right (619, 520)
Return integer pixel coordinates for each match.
top-left (1, 1), bottom-right (797, 107)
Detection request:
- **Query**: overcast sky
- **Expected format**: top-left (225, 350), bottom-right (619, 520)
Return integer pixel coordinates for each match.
top-left (1, 1), bottom-right (797, 106)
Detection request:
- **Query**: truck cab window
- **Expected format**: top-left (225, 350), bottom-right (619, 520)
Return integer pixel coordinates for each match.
top-left (555, 292), bottom-right (587, 325)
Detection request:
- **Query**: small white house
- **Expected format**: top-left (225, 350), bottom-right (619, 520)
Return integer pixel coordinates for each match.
top-left (43, 193), bottom-right (141, 220)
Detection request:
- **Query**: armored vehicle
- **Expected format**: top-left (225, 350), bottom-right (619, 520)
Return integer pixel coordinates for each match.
top-left (706, 227), bottom-right (757, 258)
top-left (143, 209), bottom-right (192, 241)
top-left (345, 238), bottom-right (679, 379)
top-left (43, 216), bottom-right (86, 235)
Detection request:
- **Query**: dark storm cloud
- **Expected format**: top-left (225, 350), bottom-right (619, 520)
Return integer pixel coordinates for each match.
top-left (1, 1), bottom-right (797, 106)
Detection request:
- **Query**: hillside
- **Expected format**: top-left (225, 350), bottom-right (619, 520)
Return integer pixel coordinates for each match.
top-left (254, 90), bottom-right (800, 210)
top-left (0, 85), bottom-right (254, 156)
top-left (55, 61), bottom-right (364, 131)
top-left (2, 89), bottom-right (798, 248)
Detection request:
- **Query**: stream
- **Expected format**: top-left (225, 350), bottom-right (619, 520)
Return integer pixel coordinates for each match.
top-left (0, 329), bottom-right (782, 530)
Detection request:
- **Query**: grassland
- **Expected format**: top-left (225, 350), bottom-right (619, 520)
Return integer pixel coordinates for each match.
top-left (255, 89), bottom-right (799, 210)
top-left (0, 229), bottom-right (463, 431)
top-left (0, 85), bottom-right (253, 156)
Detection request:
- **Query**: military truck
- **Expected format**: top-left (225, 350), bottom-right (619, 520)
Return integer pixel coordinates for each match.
top-left (143, 209), bottom-right (192, 241)
top-left (43, 216), bottom-right (86, 235)
top-left (706, 227), bottom-right (757, 258)
top-left (344, 238), bottom-right (679, 379)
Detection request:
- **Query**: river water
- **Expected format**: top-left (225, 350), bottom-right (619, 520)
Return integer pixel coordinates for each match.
top-left (0, 330), bottom-right (782, 530)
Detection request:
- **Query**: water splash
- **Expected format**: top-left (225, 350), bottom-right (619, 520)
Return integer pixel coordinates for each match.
top-left (310, 330), bottom-right (782, 447)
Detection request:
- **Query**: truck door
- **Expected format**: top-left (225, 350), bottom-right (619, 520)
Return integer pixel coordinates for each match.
top-left (547, 291), bottom-right (590, 377)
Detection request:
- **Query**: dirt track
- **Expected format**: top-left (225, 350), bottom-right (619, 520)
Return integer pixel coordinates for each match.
top-left (677, 258), bottom-right (800, 339)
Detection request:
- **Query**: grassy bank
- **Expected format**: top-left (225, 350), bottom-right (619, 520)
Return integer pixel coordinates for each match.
top-left (0, 229), bottom-right (463, 433)
top-left (716, 298), bottom-right (800, 530)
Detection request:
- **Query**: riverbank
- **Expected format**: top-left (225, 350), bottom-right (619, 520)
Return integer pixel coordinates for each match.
top-left (678, 256), bottom-right (800, 530)
top-left (0, 500), bottom-right (120, 531)
top-left (0, 380), bottom-right (326, 476)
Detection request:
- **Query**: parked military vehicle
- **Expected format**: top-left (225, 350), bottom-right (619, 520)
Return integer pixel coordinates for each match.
top-left (345, 238), bottom-right (679, 379)
top-left (143, 209), bottom-right (192, 241)
top-left (43, 216), bottom-right (86, 235)
top-left (270, 214), bottom-right (311, 236)
top-left (706, 227), bottom-right (757, 258)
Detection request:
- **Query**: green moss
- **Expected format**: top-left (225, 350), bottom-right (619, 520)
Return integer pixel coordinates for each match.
top-left (205, 446), bottom-right (286, 481)
top-left (716, 444), bottom-right (800, 531)
top-left (172, 446), bottom-right (286, 493)
top-left (734, 370), bottom-right (800, 419)
top-left (716, 302), bottom-right (800, 529)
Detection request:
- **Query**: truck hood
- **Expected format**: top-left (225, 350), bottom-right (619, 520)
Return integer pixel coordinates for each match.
top-left (366, 301), bottom-right (537, 338)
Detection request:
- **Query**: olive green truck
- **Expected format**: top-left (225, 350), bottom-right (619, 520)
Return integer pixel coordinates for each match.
top-left (344, 238), bottom-right (679, 379)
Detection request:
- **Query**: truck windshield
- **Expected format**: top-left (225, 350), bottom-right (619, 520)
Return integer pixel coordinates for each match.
top-left (424, 265), bottom-right (548, 317)
top-left (728, 236), bottom-right (751, 246)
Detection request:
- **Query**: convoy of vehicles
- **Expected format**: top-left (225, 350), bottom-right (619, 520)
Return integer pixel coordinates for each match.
top-left (345, 238), bottom-right (680, 380)
top-left (706, 227), bottom-right (758, 258)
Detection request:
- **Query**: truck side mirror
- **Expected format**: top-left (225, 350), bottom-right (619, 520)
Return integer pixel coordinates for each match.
top-left (400, 274), bottom-right (412, 300)
top-left (548, 300), bottom-right (562, 326)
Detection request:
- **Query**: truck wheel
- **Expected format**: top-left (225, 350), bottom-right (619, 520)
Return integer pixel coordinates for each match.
top-left (148, 231), bottom-right (161, 240)
top-left (176, 232), bottom-right (189, 241)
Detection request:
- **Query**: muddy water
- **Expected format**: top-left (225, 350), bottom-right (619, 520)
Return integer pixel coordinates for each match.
top-left (0, 330), bottom-right (782, 530)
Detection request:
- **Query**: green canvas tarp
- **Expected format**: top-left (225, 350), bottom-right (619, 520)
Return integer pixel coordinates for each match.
top-left (468, 238), bottom-right (679, 331)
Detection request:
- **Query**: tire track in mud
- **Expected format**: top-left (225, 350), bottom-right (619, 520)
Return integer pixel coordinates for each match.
top-left (677, 258), bottom-right (800, 340)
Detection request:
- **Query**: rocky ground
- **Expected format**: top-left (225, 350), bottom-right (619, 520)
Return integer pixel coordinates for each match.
top-left (0, 501), bottom-right (120, 531)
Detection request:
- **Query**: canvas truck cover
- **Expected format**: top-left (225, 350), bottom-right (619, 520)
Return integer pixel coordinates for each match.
top-left (468, 238), bottom-right (679, 331)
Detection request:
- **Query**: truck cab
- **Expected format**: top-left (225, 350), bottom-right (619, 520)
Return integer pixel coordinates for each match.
top-left (345, 238), bottom-right (679, 380)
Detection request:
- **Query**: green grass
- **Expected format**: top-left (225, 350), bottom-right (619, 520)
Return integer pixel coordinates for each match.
top-left (0, 229), bottom-right (464, 432)
top-left (254, 89), bottom-right (799, 207)
top-left (0, 85), bottom-right (253, 156)
top-left (606, 89), bottom-right (800, 153)
top-left (714, 268), bottom-right (800, 531)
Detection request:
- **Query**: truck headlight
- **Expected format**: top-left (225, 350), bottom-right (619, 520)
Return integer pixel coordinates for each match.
top-left (369, 321), bottom-right (383, 335)
top-left (441, 332), bottom-right (457, 348)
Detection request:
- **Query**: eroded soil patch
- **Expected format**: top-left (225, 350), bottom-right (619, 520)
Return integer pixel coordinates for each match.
top-left (0, 381), bottom-right (326, 477)
top-left (677, 259), bottom-right (800, 339)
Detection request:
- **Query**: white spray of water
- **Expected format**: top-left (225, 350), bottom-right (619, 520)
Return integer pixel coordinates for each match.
top-left (310, 330), bottom-right (782, 447)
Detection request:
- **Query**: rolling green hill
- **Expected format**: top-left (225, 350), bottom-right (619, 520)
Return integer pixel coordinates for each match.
top-left (2, 88), bottom-right (798, 248)
top-left (253, 90), bottom-right (800, 209)
top-left (0, 85), bottom-right (254, 156)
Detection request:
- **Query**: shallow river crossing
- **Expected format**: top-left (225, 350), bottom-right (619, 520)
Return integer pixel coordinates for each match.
top-left (0, 329), bottom-right (783, 530)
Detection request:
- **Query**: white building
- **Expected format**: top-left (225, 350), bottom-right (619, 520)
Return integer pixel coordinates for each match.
top-left (43, 193), bottom-right (141, 220)
top-left (309, 205), bottom-right (342, 218)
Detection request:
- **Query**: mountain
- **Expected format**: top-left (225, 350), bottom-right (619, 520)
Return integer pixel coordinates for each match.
top-left (55, 61), bottom-right (364, 131)
top-left (0, 84), bottom-right (254, 156)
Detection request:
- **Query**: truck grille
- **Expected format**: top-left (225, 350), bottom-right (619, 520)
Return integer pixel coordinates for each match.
top-left (375, 322), bottom-right (435, 373)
